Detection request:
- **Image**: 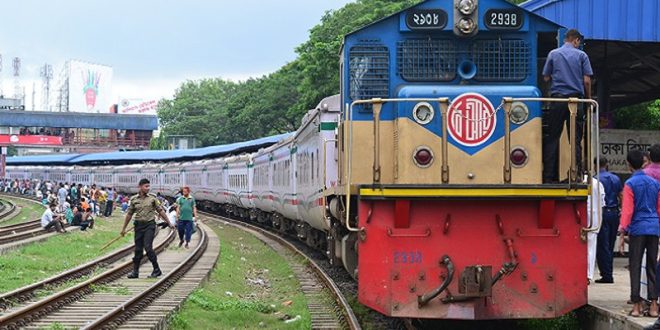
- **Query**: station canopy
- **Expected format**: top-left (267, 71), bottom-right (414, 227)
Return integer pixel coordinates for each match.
top-left (6, 132), bottom-right (293, 166)
top-left (521, 0), bottom-right (660, 110)
top-left (0, 110), bottom-right (158, 130)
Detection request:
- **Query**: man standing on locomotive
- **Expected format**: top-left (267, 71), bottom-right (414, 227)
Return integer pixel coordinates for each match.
top-left (541, 29), bottom-right (593, 183)
top-left (120, 178), bottom-right (174, 279)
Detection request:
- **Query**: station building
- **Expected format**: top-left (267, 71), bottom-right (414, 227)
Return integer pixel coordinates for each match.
top-left (0, 110), bottom-right (158, 155)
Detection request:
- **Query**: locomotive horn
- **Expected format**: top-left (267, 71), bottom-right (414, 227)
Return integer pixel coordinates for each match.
top-left (457, 59), bottom-right (477, 80)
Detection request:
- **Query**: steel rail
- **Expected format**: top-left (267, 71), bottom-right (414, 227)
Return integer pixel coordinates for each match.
top-left (0, 228), bottom-right (176, 329)
top-left (82, 224), bottom-right (209, 329)
top-left (201, 211), bottom-right (362, 330)
top-left (0, 199), bottom-right (16, 220)
top-left (0, 233), bottom-right (139, 311)
top-left (0, 220), bottom-right (41, 236)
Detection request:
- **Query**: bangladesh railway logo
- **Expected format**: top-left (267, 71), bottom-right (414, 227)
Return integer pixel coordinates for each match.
top-left (447, 93), bottom-right (496, 147)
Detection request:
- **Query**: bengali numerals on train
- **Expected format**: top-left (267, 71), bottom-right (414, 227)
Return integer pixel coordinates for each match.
top-left (393, 251), bottom-right (423, 264)
top-left (484, 9), bottom-right (524, 30)
top-left (405, 9), bottom-right (448, 30)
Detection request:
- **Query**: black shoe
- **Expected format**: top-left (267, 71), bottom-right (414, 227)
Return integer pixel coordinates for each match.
top-left (178, 240), bottom-right (184, 247)
top-left (127, 271), bottom-right (139, 279)
top-left (148, 268), bottom-right (162, 278)
top-left (595, 278), bottom-right (614, 284)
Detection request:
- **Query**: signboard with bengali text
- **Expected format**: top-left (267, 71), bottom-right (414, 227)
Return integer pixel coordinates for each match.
top-left (0, 135), bottom-right (63, 146)
top-left (117, 98), bottom-right (158, 115)
top-left (600, 129), bottom-right (660, 173)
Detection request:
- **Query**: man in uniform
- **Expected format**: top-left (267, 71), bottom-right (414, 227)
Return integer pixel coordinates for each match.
top-left (542, 28), bottom-right (593, 183)
top-left (595, 156), bottom-right (623, 283)
top-left (120, 178), bottom-right (174, 278)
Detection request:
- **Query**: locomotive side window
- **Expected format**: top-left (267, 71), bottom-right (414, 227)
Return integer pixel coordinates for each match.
top-left (349, 42), bottom-right (389, 109)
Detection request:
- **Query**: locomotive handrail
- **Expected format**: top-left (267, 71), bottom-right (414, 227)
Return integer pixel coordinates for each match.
top-left (347, 98), bottom-right (451, 233)
top-left (322, 138), bottom-right (338, 227)
top-left (503, 97), bottom-right (601, 235)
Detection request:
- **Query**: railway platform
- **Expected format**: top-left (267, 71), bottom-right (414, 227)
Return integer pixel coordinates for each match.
top-left (587, 258), bottom-right (657, 330)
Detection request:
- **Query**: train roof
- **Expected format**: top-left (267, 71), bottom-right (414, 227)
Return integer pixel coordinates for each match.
top-left (340, 0), bottom-right (562, 48)
top-left (6, 132), bottom-right (293, 166)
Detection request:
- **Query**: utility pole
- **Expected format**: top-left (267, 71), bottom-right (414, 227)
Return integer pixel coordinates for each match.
top-left (31, 82), bottom-right (35, 110)
top-left (40, 63), bottom-right (53, 111)
top-left (0, 54), bottom-right (3, 98)
top-left (12, 57), bottom-right (21, 106)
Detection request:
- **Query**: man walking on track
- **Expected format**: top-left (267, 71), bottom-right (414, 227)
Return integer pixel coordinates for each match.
top-left (176, 186), bottom-right (198, 248)
top-left (120, 178), bottom-right (174, 279)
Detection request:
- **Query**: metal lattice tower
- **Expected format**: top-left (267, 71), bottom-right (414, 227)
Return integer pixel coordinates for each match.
top-left (12, 57), bottom-right (21, 100)
top-left (40, 63), bottom-right (53, 111)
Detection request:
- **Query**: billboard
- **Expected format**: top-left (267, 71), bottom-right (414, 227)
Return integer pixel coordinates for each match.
top-left (67, 60), bottom-right (113, 113)
top-left (0, 135), bottom-right (63, 146)
top-left (117, 98), bottom-right (158, 115)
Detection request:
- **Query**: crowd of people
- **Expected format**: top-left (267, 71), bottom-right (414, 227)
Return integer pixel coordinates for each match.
top-left (0, 178), bottom-right (198, 249)
top-left (587, 145), bottom-right (660, 328)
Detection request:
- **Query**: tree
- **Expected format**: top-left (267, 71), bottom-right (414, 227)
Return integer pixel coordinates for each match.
top-left (158, 0), bottom-right (533, 146)
top-left (613, 100), bottom-right (660, 130)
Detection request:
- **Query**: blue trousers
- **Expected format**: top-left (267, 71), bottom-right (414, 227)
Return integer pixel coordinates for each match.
top-left (596, 209), bottom-right (620, 281)
top-left (177, 220), bottom-right (193, 243)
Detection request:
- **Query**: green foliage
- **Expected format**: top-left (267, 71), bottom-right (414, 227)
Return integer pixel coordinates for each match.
top-left (170, 222), bottom-right (310, 329)
top-left (158, 0), bottom-right (419, 146)
top-left (613, 100), bottom-right (660, 130)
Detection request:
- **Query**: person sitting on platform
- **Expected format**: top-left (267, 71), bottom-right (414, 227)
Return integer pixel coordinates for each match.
top-left (41, 203), bottom-right (65, 233)
top-left (618, 150), bottom-right (660, 317)
top-left (81, 208), bottom-right (95, 231)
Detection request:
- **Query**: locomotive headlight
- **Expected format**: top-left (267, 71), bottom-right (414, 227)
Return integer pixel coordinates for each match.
top-left (413, 102), bottom-right (434, 125)
top-left (457, 0), bottom-right (476, 15)
top-left (509, 102), bottom-right (529, 125)
top-left (457, 18), bottom-right (476, 34)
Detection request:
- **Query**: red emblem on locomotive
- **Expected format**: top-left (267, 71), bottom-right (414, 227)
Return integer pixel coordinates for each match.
top-left (448, 93), bottom-right (496, 147)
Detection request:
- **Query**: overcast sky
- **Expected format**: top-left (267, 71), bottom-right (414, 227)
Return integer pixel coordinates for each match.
top-left (0, 0), bottom-right (353, 109)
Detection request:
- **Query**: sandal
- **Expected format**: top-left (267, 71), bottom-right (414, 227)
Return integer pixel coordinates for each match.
top-left (629, 310), bottom-right (642, 317)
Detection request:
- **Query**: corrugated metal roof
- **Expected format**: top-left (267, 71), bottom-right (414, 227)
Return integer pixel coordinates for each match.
top-left (6, 132), bottom-right (293, 166)
top-left (0, 111), bottom-right (159, 130)
top-left (6, 153), bottom-right (81, 165)
top-left (520, 0), bottom-right (660, 42)
top-left (71, 132), bottom-right (292, 164)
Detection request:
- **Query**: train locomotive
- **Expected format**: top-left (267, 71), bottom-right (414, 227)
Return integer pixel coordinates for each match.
top-left (6, 0), bottom-right (600, 321)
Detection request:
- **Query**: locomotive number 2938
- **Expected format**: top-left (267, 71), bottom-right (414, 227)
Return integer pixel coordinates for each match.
top-left (484, 9), bottom-right (523, 30)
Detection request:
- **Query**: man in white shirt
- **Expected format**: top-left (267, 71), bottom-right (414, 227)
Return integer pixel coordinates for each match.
top-left (41, 203), bottom-right (65, 233)
top-left (587, 173), bottom-right (606, 284)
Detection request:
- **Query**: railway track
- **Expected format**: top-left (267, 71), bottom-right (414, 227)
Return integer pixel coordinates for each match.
top-left (0, 220), bottom-right (53, 246)
top-left (0, 223), bottom-right (215, 329)
top-left (0, 199), bottom-right (16, 220)
top-left (200, 211), bottom-right (362, 330)
top-left (0, 199), bottom-right (18, 223)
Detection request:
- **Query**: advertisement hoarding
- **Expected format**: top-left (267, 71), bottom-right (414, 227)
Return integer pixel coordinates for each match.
top-left (67, 60), bottom-right (113, 113)
top-left (0, 135), bottom-right (63, 146)
top-left (117, 98), bottom-right (158, 115)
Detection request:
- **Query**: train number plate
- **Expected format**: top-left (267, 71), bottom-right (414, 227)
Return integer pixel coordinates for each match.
top-left (484, 9), bottom-right (524, 30)
top-left (405, 9), bottom-right (448, 30)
